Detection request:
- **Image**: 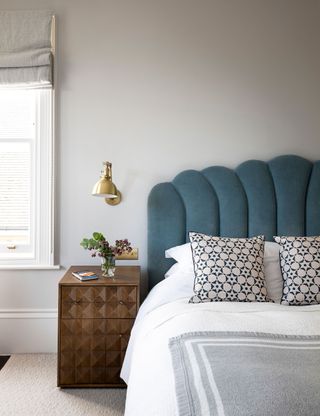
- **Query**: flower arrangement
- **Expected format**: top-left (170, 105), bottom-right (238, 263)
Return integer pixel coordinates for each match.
top-left (80, 232), bottom-right (132, 276)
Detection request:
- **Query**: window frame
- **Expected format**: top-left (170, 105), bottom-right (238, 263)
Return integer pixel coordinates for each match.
top-left (0, 88), bottom-right (57, 269)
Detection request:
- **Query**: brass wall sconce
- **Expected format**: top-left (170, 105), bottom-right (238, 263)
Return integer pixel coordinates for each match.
top-left (92, 161), bottom-right (121, 205)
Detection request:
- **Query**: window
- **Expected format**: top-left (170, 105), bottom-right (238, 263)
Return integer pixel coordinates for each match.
top-left (0, 89), bottom-right (54, 267)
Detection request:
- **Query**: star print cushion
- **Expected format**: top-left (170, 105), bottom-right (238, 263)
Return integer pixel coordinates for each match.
top-left (274, 236), bottom-right (320, 306)
top-left (188, 232), bottom-right (268, 303)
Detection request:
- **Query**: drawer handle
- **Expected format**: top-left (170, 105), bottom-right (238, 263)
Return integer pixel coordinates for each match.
top-left (119, 334), bottom-right (122, 338)
top-left (119, 301), bottom-right (124, 305)
top-left (72, 300), bottom-right (80, 304)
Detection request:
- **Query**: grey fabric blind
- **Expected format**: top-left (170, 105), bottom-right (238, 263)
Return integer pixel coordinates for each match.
top-left (0, 10), bottom-right (54, 87)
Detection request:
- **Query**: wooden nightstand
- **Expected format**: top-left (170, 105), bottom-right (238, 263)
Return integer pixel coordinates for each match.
top-left (57, 265), bottom-right (140, 388)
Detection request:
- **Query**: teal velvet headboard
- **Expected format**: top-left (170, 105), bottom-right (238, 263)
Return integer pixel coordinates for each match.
top-left (148, 155), bottom-right (320, 290)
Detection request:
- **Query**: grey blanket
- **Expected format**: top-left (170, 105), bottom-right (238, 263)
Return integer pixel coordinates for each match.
top-left (169, 332), bottom-right (320, 416)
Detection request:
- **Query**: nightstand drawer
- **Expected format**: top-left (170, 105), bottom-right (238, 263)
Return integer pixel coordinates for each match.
top-left (59, 364), bottom-right (123, 385)
top-left (61, 286), bottom-right (137, 303)
top-left (59, 318), bottom-right (133, 385)
top-left (61, 286), bottom-right (137, 319)
top-left (60, 318), bottom-right (134, 340)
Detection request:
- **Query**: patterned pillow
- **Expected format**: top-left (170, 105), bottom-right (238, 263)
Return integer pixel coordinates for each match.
top-left (274, 236), bottom-right (320, 306)
top-left (189, 232), bottom-right (268, 303)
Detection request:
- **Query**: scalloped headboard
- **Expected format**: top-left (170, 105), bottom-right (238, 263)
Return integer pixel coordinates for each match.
top-left (148, 155), bottom-right (320, 289)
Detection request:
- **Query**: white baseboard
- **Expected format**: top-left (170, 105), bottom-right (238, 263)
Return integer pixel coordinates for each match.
top-left (0, 308), bottom-right (58, 319)
top-left (0, 308), bottom-right (58, 354)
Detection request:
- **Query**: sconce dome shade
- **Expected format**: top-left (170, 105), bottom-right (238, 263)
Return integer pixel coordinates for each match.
top-left (92, 177), bottom-right (118, 198)
top-left (92, 160), bottom-right (121, 205)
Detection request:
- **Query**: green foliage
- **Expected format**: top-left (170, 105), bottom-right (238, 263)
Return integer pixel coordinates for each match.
top-left (80, 232), bottom-right (132, 259)
top-left (92, 232), bottom-right (105, 241)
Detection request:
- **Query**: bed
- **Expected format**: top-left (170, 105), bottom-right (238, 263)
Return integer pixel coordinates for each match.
top-left (121, 155), bottom-right (320, 416)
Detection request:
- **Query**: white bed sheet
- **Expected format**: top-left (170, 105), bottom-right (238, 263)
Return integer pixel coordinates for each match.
top-left (121, 273), bottom-right (320, 416)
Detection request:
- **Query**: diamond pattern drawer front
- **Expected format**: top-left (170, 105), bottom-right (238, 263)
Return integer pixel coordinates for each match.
top-left (58, 267), bottom-right (140, 387)
top-left (59, 318), bottom-right (134, 385)
top-left (56, 318), bottom-right (133, 354)
top-left (62, 286), bottom-right (137, 303)
top-left (61, 286), bottom-right (137, 319)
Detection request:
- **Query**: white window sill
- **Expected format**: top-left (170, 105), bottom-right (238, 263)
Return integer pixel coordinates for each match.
top-left (0, 265), bottom-right (60, 270)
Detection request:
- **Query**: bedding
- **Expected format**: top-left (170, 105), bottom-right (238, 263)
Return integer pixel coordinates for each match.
top-left (165, 243), bottom-right (193, 274)
top-left (169, 332), bottom-right (320, 416)
top-left (165, 262), bottom-right (184, 278)
top-left (122, 273), bottom-right (320, 416)
top-left (275, 236), bottom-right (320, 306)
top-left (165, 241), bottom-right (283, 303)
top-left (263, 241), bottom-right (282, 303)
top-left (188, 233), bottom-right (267, 303)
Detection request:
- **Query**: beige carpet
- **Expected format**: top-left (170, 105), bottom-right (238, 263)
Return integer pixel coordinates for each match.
top-left (0, 354), bottom-right (126, 416)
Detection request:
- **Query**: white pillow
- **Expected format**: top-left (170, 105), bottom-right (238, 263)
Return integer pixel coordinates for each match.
top-left (264, 241), bottom-right (283, 303)
top-left (164, 262), bottom-right (182, 278)
top-left (165, 240), bottom-right (283, 303)
top-left (165, 243), bottom-right (193, 273)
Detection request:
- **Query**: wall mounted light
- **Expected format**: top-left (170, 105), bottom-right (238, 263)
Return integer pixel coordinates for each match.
top-left (92, 161), bottom-right (121, 205)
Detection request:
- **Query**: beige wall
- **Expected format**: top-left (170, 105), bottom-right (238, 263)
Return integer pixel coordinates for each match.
top-left (0, 0), bottom-right (319, 351)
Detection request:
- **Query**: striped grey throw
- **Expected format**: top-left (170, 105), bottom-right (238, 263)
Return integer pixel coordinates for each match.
top-left (169, 332), bottom-right (320, 416)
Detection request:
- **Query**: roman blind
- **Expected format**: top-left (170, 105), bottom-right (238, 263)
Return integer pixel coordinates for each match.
top-left (0, 10), bottom-right (54, 87)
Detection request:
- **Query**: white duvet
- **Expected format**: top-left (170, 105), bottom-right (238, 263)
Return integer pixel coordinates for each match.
top-left (121, 272), bottom-right (320, 416)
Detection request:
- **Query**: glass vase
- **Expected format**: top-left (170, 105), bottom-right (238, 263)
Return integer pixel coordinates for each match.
top-left (101, 255), bottom-right (116, 277)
